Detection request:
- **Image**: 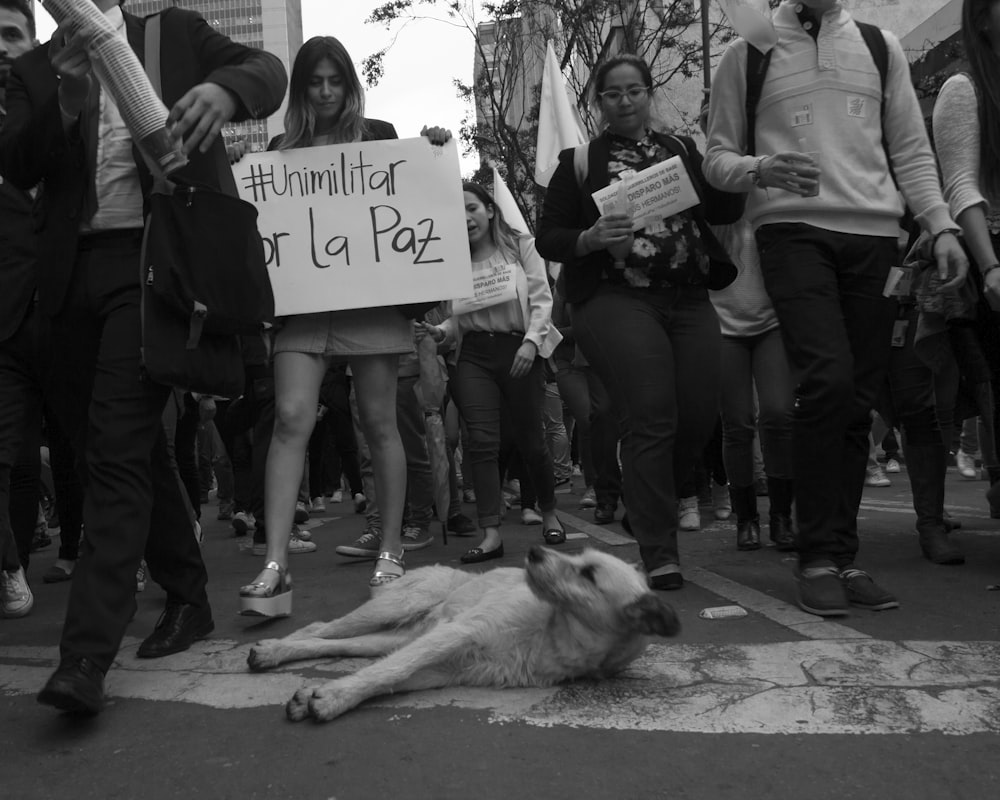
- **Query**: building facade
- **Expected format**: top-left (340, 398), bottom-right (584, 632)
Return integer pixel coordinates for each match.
top-left (126, 0), bottom-right (301, 150)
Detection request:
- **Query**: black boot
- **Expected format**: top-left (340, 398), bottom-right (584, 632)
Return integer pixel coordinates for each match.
top-left (730, 484), bottom-right (761, 551)
top-left (766, 477), bottom-right (796, 551)
top-left (907, 442), bottom-right (964, 565)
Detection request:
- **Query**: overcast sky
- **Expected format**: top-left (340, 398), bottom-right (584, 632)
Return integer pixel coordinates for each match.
top-left (34, 1), bottom-right (482, 173)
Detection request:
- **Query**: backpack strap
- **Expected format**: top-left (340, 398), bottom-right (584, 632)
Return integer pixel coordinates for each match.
top-left (744, 44), bottom-right (771, 157)
top-left (573, 141), bottom-right (590, 188)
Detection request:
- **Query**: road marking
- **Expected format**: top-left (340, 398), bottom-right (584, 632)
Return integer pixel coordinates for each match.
top-left (685, 566), bottom-right (869, 641)
top-left (4, 638), bottom-right (999, 734)
top-left (557, 510), bottom-right (633, 545)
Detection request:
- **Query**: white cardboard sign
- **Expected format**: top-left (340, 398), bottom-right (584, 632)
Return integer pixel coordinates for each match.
top-left (591, 156), bottom-right (700, 231)
top-left (451, 263), bottom-right (518, 316)
top-left (233, 138), bottom-right (473, 316)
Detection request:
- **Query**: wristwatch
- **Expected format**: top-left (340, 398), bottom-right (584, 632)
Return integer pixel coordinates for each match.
top-left (932, 227), bottom-right (962, 246)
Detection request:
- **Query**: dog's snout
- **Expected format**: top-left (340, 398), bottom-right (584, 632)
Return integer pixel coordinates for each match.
top-left (527, 545), bottom-right (546, 564)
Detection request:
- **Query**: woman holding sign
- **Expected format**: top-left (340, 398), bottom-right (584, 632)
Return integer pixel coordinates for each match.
top-left (240, 35), bottom-right (451, 615)
top-left (421, 182), bottom-right (564, 563)
top-left (535, 54), bottom-right (742, 590)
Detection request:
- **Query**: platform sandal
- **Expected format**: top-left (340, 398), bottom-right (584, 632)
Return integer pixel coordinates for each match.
top-left (239, 561), bottom-right (292, 617)
top-left (369, 550), bottom-right (405, 589)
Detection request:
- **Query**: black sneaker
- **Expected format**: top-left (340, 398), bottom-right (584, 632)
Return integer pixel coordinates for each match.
top-left (795, 563), bottom-right (849, 616)
top-left (839, 567), bottom-right (899, 611)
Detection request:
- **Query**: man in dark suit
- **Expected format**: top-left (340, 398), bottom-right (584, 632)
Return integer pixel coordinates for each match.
top-left (0, 0), bottom-right (286, 715)
top-left (0, 0), bottom-right (39, 619)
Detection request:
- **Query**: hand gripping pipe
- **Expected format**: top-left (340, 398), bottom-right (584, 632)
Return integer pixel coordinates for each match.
top-left (43, 0), bottom-right (187, 176)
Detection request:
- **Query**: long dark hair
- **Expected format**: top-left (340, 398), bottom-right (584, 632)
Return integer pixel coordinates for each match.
top-left (281, 36), bottom-right (364, 150)
top-left (962, 0), bottom-right (1000, 199)
top-left (462, 181), bottom-right (522, 258)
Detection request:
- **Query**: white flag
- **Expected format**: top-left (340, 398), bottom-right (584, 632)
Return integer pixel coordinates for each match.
top-left (718, 0), bottom-right (778, 53)
top-left (491, 167), bottom-right (530, 235)
top-left (535, 41), bottom-right (587, 188)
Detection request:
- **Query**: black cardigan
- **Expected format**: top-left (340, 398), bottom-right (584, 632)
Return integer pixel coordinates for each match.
top-left (535, 131), bottom-right (744, 305)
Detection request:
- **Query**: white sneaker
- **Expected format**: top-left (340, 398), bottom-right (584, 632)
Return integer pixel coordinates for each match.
top-left (711, 483), bottom-right (732, 520)
top-left (330, 490), bottom-right (344, 504)
top-left (678, 496), bottom-right (700, 531)
top-left (254, 527), bottom-right (316, 556)
top-left (884, 458), bottom-right (901, 474)
top-left (579, 486), bottom-right (597, 509)
top-left (311, 496), bottom-right (326, 513)
top-left (955, 450), bottom-right (978, 480)
top-left (1, 567), bottom-right (34, 618)
top-left (865, 465), bottom-right (891, 487)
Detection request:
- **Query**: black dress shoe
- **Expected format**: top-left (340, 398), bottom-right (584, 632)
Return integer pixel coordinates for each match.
top-left (769, 513), bottom-right (797, 551)
top-left (37, 655), bottom-right (105, 715)
top-left (542, 523), bottom-right (566, 545)
top-left (137, 603), bottom-right (214, 659)
top-left (736, 518), bottom-right (762, 551)
top-left (460, 542), bottom-right (504, 564)
top-left (648, 570), bottom-right (684, 591)
top-left (594, 503), bottom-right (616, 524)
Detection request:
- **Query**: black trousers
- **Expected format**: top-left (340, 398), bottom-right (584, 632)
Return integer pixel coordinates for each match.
top-left (0, 303), bottom-right (43, 572)
top-left (757, 223), bottom-right (897, 568)
top-left (46, 237), bottom-right (209, 673)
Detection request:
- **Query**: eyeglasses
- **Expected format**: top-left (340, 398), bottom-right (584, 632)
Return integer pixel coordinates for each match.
top-left (597, 85), bottom-right (650, 103)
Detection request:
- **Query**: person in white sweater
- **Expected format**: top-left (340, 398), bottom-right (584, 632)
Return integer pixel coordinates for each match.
top-left (703, 0), bottom-right (968, 617)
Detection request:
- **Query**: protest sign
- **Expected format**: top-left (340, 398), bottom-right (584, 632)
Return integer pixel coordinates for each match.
top-left (233, 138), bottom-right (472, 316)
top-left (591, 156), bottom-right (699, 232)
top-left (451, 263), bottom-right (519, 316)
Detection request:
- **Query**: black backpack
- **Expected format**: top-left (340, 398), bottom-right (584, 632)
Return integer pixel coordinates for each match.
top-left (745, 20), bottom-right (892, 184)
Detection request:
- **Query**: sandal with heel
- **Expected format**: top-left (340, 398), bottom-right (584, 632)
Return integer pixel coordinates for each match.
top-left (369, 550), bottom-right (405, 589)
top-left (239, 561), bottom-right (292, 617)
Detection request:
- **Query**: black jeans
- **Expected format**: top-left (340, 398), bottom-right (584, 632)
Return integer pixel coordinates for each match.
top-left (756, 223), bottom-right (897, 568)
top-left (452, 332), bottom-right (555, 529)
top-left (573, 283), bottom-right (721, 572)
top-left (0, 303), bottom-right (43, 572)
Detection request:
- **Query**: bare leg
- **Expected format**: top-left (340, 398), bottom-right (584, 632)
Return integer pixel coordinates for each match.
top-left (350, 353), bottom-right (407, 579)
top-left (258, 352), bottom-right (326, 574)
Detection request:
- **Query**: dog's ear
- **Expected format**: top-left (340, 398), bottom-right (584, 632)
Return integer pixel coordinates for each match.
top-left (624, 594), bottom-right (681, 637)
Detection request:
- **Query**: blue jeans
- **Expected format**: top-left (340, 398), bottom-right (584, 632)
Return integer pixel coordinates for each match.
top-left (573, 283), bottom-right (721, 572)
top-left (719, 328), bottom-right (794, 487)
top-left (756, 223), bottom-right (897, 568)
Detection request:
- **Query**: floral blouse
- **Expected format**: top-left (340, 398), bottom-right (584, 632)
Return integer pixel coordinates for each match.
top-left (606, 131), bottom-right (709, 290)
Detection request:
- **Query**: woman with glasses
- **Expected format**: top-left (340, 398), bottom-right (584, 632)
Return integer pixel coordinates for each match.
top-left (535, 54), bottom-right (743, 589)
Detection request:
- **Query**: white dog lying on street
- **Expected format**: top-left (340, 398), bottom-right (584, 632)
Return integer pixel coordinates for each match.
top-left (248, 545), bottom-right (681, 722)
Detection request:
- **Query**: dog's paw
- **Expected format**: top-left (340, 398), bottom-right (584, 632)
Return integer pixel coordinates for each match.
top-left (247, 640), bottom-right (283, 672)
top-left (285, 687), bottom-right (313, 722)
top-left (307, 686), bottom-right (353, 722)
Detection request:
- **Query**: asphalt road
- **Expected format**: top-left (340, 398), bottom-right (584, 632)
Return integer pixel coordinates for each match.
top-left (3, 466), bottom-right (999, 800)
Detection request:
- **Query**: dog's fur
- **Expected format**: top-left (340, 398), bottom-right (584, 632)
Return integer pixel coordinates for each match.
top-left (247, 546), bottom-right (680, 722)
